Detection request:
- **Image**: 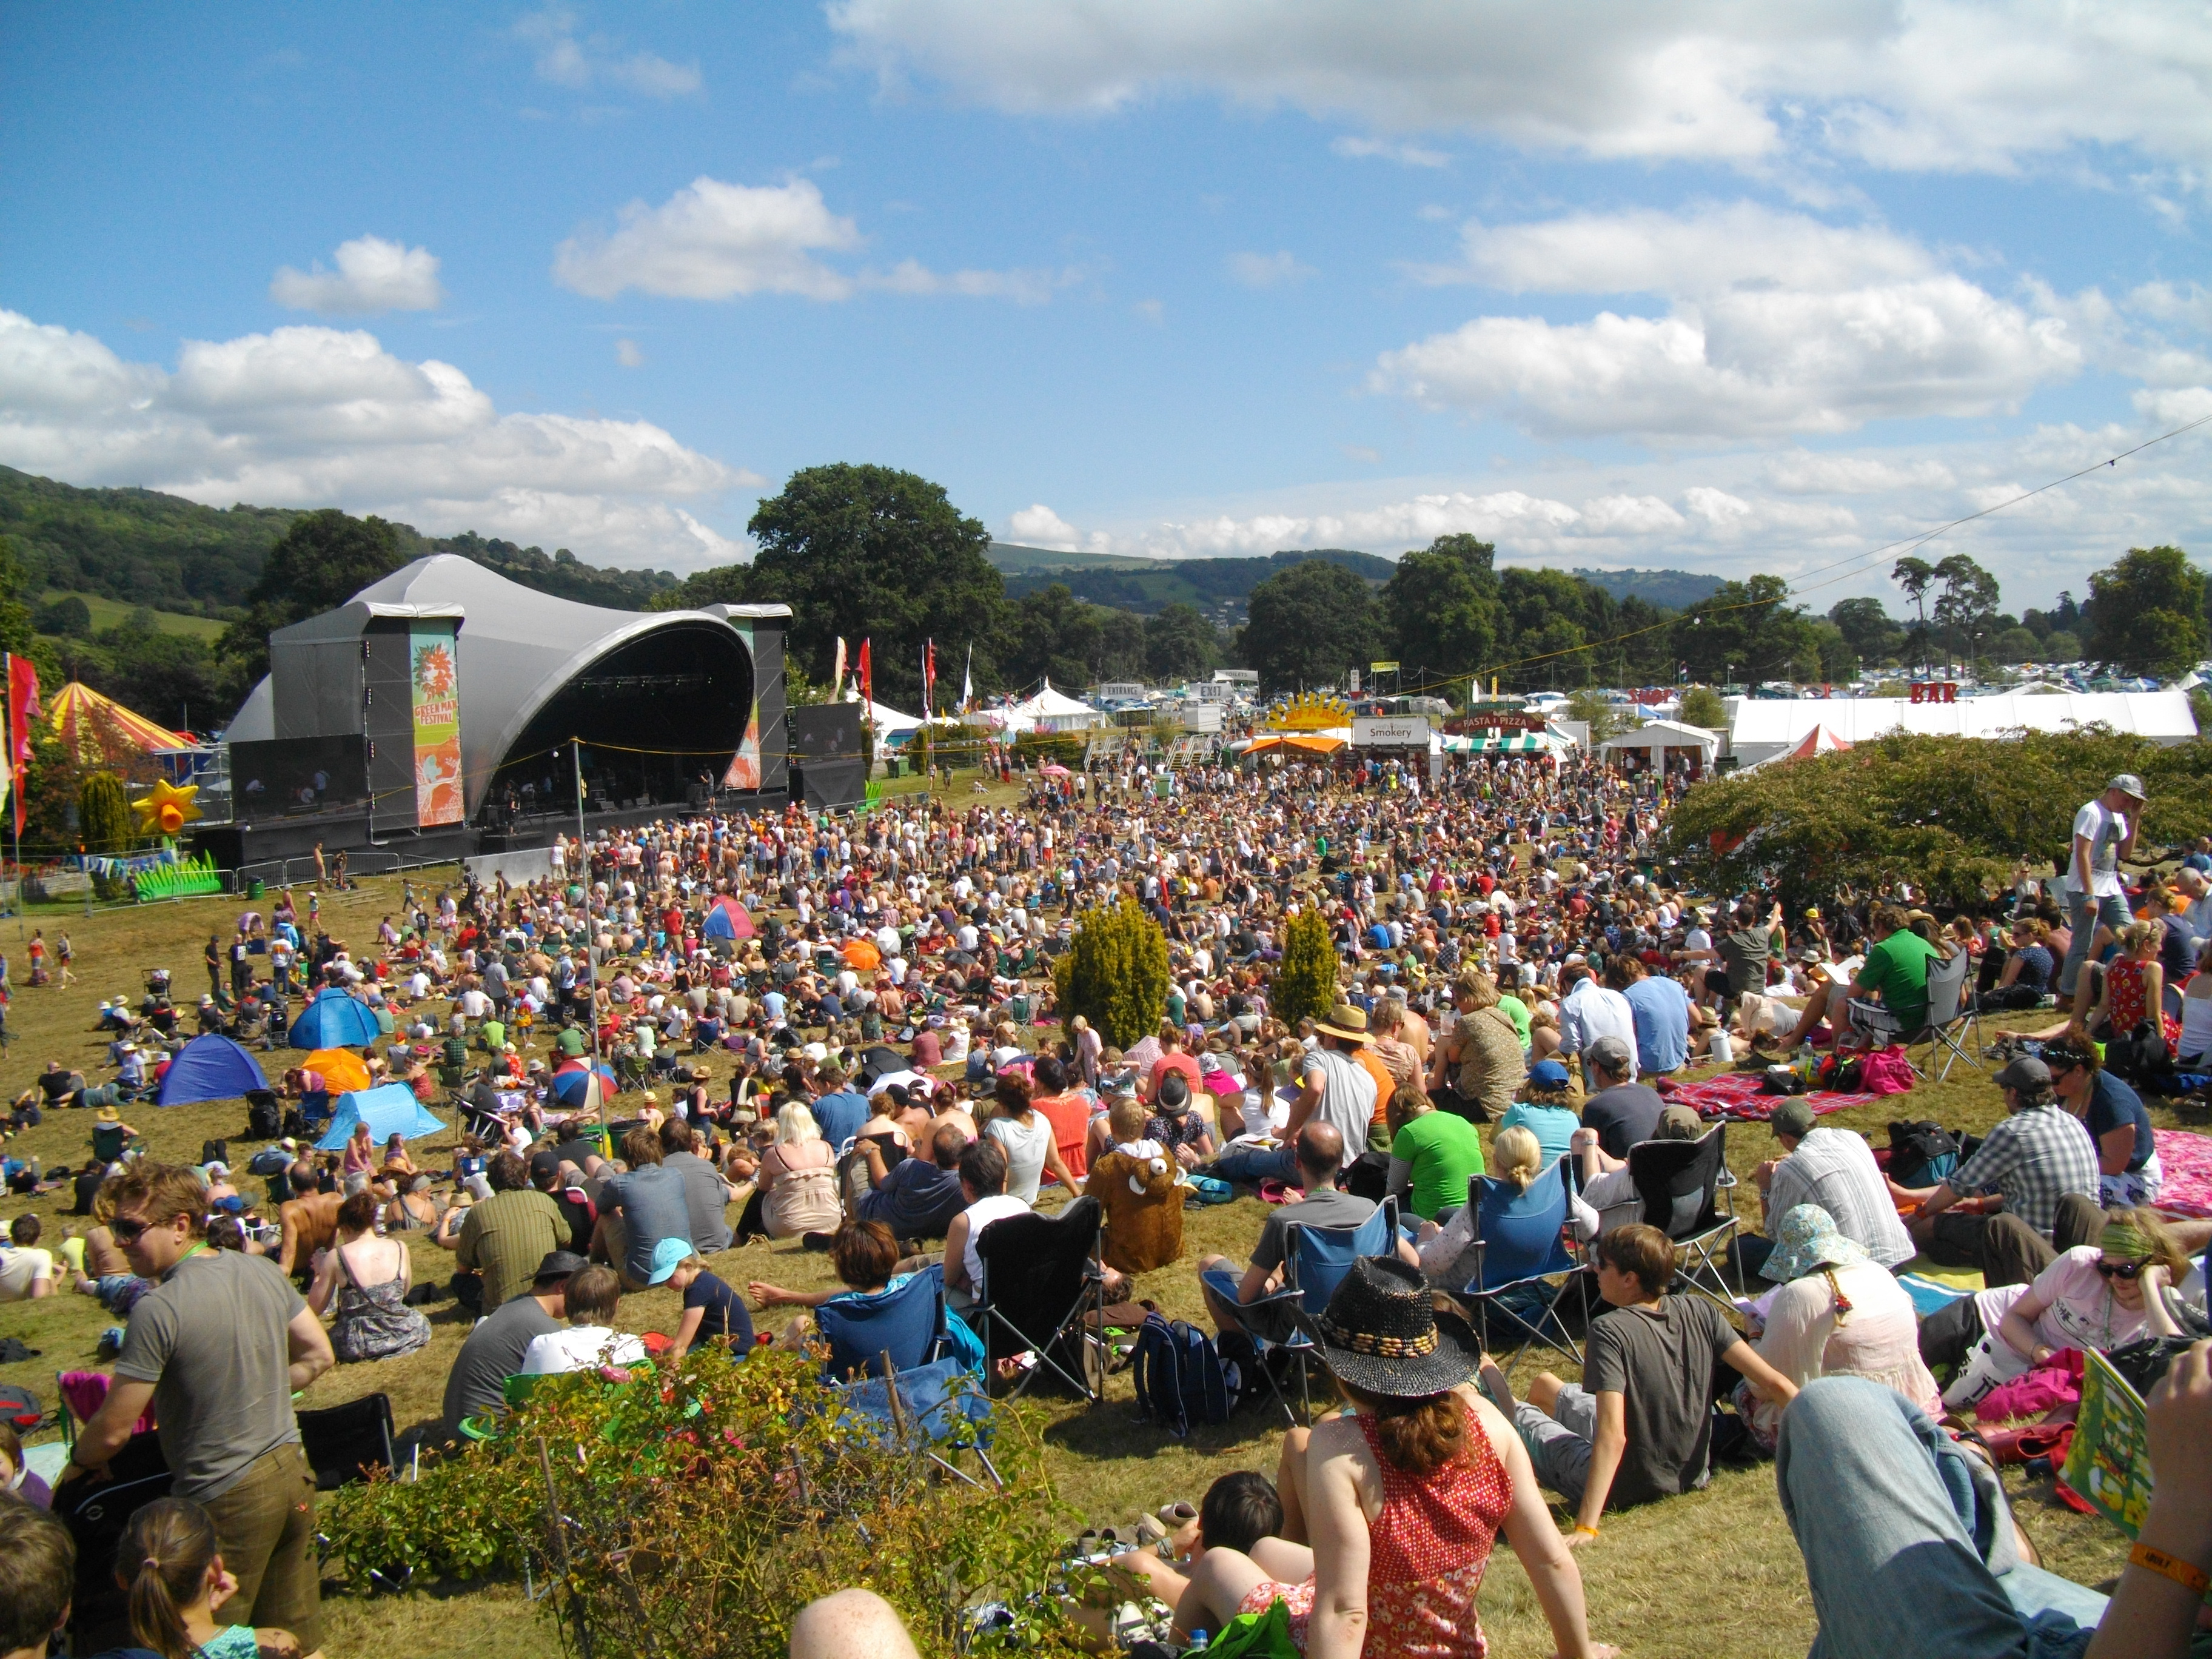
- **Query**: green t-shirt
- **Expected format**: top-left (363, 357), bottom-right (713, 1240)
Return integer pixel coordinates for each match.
top-left (1858, 930), bottom-right (1939, 1031)
top-left (1390, 1111), bottom-right (1487, 1221)
top-left (556, 1026), bottom-right (587, 1057)
top-left (1497, 994), bottom-right (1533, 1048)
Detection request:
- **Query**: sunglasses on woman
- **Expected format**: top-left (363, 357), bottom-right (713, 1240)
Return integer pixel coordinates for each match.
top-left (2096, 1257), bottom-right (2152, 1279)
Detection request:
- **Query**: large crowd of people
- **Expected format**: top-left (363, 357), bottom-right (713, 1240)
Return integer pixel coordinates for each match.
top-left (1, 746), bottom-right (2209, 1658)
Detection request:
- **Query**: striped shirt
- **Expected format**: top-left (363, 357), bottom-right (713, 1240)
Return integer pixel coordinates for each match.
top-left (1766, 1128), bottom-right (1916, 1267)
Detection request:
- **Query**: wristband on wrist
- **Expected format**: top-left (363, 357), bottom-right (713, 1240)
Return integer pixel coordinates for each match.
top-left (2129, 1543), bottom-right (2210, 1596)
top-left (1571, 1523), bottom-right (1600, 1538)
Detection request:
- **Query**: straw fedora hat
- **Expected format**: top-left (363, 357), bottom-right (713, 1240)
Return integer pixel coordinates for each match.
top-left (1313, 1002), bottom-right (1371, 1045)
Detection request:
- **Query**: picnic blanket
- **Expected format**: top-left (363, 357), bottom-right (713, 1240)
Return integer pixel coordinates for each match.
top-left (2153, 1128), bottom-right (2212, 1219)
top-left (1653, 1068), bottom-right (1878, 1122)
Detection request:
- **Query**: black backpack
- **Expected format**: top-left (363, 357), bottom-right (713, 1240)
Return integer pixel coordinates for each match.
top-left (1886, 1120), bottom-right (1960, 1189)
top-left (1130, 1311), bottom-right (1240, 1436)
top-left (246, 1090), bottom-right (281, 1140)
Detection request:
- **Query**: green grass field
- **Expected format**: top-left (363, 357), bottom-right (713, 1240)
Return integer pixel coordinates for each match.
top-left (0, 874), bottom-right (2191, 1657)
top-left (34, 589), bottom-right (228, 640)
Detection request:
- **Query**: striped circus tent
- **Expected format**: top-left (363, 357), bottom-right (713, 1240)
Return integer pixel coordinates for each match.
top-left (45, 680), bottom-right (187, 760)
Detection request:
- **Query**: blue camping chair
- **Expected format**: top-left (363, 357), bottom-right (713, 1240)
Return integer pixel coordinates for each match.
top-left (1245, 1196), bottom-right (1399, 1426)
top-left (1459, 1158), bottom-right (1587, 1376)
top-left (817, 1264), bottom-right (948, 1381)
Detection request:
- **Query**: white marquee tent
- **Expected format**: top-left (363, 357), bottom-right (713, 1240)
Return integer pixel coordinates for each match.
top-left (1726, 691), bottom-right (2197, 769)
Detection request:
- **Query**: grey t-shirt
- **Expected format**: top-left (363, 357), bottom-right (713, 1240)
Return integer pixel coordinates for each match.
top-left (1583, 1295), bottom-right (1740, 1509)
top-left (1298, 1047), bottom-right (1378, 1169)
top-left (1250, 1187), bottom-right (1377, 1276)
top-left (662, 1150), bottom-right (734, 1253)
top-left (598, 1165), bottom-right (694, 1284)
top-left (442, 1292), bottom-right (561, 1438)
top-left (113, 1249), bottom-right (307, 1501)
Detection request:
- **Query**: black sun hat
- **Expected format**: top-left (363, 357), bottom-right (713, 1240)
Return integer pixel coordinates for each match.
top-left (1310, 1256), bottom-right (1483, 1398)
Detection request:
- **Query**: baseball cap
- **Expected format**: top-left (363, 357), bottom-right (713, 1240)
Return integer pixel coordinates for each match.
top-left (1992, 1054), bottom-right (2052, 1094)
top-left (1769, 1099), bottom-right (1818, 1139)
top-left (2108, 773), bottom-right (2147, 801)
top-left (528, 1148), bottom-right (562, 1180)
top-left (1526, 1059), bottom-right (1572, 1091)
top-left (648, 1236), bottom-right (696, 1285)
top-left (1657, 1104), bottom-right (1705, 1140)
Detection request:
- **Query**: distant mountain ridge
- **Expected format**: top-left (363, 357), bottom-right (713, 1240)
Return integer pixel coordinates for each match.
top-left (989, 539), bottom-right (1720, 621)
top-left (0, 466), bottom-right (681, 617)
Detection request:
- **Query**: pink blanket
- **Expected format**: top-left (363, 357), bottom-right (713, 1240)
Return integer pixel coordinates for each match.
top-left (2153, 1128), bottom-right (2212, 1219)
top-left (1653, 1069), bottom-right (1877, 1123)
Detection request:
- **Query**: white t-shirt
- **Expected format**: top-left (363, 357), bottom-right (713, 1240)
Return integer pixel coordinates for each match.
top-left (987, 1113), bottom-right (1054, 1204)
top-left (0, 1245), bottom-right (55, 1301)
top-left (520, 1325), bottom-right (649, 1374)
top-left (1976, 1246), bottom-right (2150, 1357)
top-left (960, 1193), bottom-right (1033, 1296)
top-left (2066, 800), bottom-right (2129, 897)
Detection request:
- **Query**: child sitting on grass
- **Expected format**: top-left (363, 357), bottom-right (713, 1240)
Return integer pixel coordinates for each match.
top-left (118, 1495), bottom-right (312, 1659)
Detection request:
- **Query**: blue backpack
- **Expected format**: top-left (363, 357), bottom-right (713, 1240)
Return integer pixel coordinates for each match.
top-left (1131, 1311), bottom-right (1241, 1436)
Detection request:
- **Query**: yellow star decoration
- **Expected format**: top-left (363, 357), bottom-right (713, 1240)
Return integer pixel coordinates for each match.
top-left (132, 777), bottom-right (203, 838)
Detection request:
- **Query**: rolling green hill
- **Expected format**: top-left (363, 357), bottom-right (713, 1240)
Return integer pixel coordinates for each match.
top-left (988, 539), bottom-right (1721, 622)
top-left (0, 466), bottom-right (681, 618)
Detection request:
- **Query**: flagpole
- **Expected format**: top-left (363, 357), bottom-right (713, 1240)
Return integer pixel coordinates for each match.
top-left (573, 739), bottom-right (605, 1155)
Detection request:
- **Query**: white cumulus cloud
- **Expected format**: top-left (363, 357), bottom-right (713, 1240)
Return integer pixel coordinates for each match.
top-left (1330, 135), bottom-right (1447, 168)
top-left (0, 308), bottom-right (754, 569)
top-left (1007, 504), bottom-right (1086, 549)
top-left (553, 176), bottom-right (1065, 305)
top-left (269, 235), bottom-right (445, 315)
top-left (1226, 250), bottom-right (1315, 288)
top-left (515, 5), bottom-right (701, 98)
top-left (828, 1), bottom-right (2212, 180)
top-left (1373, 203), bottom-right (2089, 441)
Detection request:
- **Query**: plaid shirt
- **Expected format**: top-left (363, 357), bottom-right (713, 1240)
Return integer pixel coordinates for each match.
top-left (1948, 1101), bottom-right (2099, 1237)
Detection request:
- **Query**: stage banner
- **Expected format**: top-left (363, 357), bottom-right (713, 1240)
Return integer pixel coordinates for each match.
top-left (721, 620), bottom-right (763, 789)
top-left (409, 626), bottom-right (463, 825)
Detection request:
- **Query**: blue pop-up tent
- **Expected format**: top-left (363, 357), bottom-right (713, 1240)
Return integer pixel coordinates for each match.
top-left (289, 991), bottom-right (381, 1050)
top-left (314, 1082), bottom-right (447, 1152)
top-left (701, 897), bottom-right (756, 942)
top-left (154, 1034), bottom-right (268, 1107)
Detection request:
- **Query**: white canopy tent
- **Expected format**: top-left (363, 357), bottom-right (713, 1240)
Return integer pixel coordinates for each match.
top-left (987, 679), bottom-right (1108, 733)
top-left (1726, 690), bottom-right (2197, 769)
top-left (1599, 719), bottom-right (1720, 774)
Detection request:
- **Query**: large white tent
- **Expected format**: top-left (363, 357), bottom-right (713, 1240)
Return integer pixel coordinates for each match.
top-left (1726, 690), bottom-right (2197, 769)
top-left (1599, 719), bottom-right (1720, 772)
top-left (987, 679), bottom-right (1107, 733)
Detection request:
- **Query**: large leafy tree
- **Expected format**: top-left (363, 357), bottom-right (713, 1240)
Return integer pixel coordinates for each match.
top-left (1242, 558), bottom-right (1382, 694)
top-left (1382, 534), bottom-right (1504, 687)
top-left (1142, 602), bottom-right (1221, 683)
top-left (216, 509), bottom-right (406, 684)
top-left (1004, 583), bottom-right (1104, 691)
top-left (1672, 574), bottom-right (1811, 685)
top-left (1828, 597), bottom-right (1903, 668)
top-left (1932, 553), bottom-right (2002, 669)
top-left (2086, 545), bottom-right (2209, 680)
top-left (745, 464), bottom-right (1005, 706)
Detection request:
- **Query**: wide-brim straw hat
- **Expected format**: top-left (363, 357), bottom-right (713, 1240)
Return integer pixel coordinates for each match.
top-left (1313, 1002), bottom-right (1371, 1045)
top-left (1310, 1256), bottom-right (1483, 1398)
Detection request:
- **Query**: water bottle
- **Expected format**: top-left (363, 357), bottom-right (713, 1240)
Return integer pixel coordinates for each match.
top-left (1709, 1028), bottom-right (1734, 1064)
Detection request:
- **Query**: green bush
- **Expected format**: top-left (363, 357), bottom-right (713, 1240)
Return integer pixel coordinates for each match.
top-left (1053, 897), bottom-right (1169, 1048)
top-left (322, 1346), bottom-right (1100, 1659)
top-left (1677, 685), bottom-right (1727, 728)
top-left (1273, 906), bottom-right (1339, 1028)
top-left (1662, 727), bottom-right (2212, 913)
top-left (1013, 730), bottom-right (1088, 769)
top-left (78, 771), bottom-right (130, 854)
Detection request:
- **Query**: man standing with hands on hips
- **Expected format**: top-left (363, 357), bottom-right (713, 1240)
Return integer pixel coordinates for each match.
top-left (59, 1164), bottom-right (334, 1654)
top-left (2060, 774), bottom-right (2146, 1002)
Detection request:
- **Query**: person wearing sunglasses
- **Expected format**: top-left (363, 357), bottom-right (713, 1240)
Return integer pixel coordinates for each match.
top-left (58, 1162), bottom-right (335, 1657)
top-left (2044, 1037), bottom-right (2161, 1207)
top-left (1919, 1210), bottom-right (2191, 1411)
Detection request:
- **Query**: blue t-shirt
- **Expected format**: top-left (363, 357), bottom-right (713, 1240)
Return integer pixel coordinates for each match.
top-left (2086, 1070), bottom-right (2153, 1171)
top-left (1622, 976), bottom-right (1691, 1075)
top-left (1496, 1099), bottom-right (1581, 1168)
top-left (811, 1090), bottom-right (870, 1149)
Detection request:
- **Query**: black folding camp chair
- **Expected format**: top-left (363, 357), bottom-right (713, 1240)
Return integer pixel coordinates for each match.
top-left (973, 1194), bottom-right (1105, 1405)
top-left (298, 1391), bottom-right (396, 1490)
top-left (1627, 1124), bottom-right (1738, 1312)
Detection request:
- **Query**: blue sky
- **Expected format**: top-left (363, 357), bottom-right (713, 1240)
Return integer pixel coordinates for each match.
top-left (4, 2), bottom-right (2210, 612)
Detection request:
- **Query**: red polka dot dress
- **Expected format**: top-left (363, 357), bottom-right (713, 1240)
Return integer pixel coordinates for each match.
top-left (1236, 1406), bottom-right (1515, 1657)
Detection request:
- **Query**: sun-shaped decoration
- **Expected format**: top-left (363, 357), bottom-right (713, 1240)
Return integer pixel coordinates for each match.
top-left (132, 777), bottom-right (204, 838)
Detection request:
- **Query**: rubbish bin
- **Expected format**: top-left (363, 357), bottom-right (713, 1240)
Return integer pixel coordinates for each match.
top-left (247, 878), bottom-right (265, 899)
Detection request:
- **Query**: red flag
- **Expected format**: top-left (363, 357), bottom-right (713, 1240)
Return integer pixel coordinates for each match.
top-left (7, 654), bottom-right (37, 837)
top-left (856, 638), bottom-right (872, 708)
top-left (923, 638), bottom-right (936, 717)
